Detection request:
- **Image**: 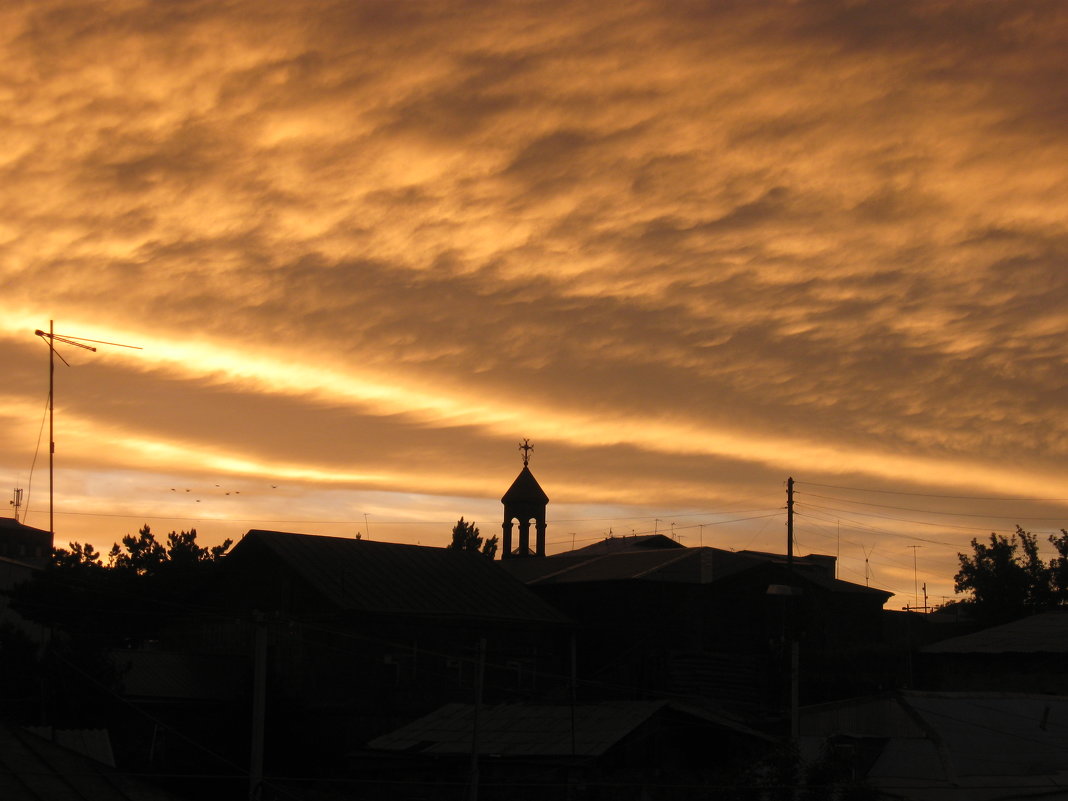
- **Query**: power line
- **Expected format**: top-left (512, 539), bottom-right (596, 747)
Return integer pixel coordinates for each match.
top-left (797, 491), bottom-right (1068, 521)
top-left (796, 480), bottom-right (1068, 502)
top-left (793, 508), bottom-right (959, 548)
top-left (795, 501), bottom-right (1031, 537)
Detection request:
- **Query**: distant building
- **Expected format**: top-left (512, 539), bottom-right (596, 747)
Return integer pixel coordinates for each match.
top-left (502, 534), bottom-right (894, 714)
top-left (0, 518), bottom-right (52, 569)
top-left (919, 609), bottom-right (1068, 694)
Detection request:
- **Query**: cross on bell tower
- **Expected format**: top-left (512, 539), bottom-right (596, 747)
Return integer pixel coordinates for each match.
top-left (501, 439), bottom-right (548, 559)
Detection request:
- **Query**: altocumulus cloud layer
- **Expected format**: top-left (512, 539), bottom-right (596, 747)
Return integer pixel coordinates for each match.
top-left (2, 0), bottom-right (1068, 601)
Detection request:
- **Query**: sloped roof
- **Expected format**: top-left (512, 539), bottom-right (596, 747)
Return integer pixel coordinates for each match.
top-left (0, 518), bottom-right (51, 538)
top-left (922, 610), bottom-right (1068, 654)
top-left (564, 534), bottom-right (684, 556)
top-left (228, 530), bottom-right (570, 625)
top-left (501, 466), bottom-right (549, 504)
top-left (367, 699), bottom-right (767, 757)
top-left (501, 545), bottom-right (892, 599)
top-left (802, 691), bottom-right (1068, 799)
top-left (0, 724), bottom-right (186, 800)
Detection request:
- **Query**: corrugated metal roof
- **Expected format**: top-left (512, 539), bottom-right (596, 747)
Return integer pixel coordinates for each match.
top-left (901, 692), bottom-right (1068, 779)
top-left (922, 610), bottom-right (1068, 654)
top-left (230, 530), bottom-right (571, 625)
top-left (802, 691), bottom-right (1068, 799)
top-left (368, 700), bottom-right (666, 757)
top-left (0, 724), bottom-right (185, 800)
top-left (365, 699), bottom-right (764, 757)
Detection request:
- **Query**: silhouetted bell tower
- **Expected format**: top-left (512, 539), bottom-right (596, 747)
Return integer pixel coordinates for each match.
top-left (501, 439), bottom-right (548, 559)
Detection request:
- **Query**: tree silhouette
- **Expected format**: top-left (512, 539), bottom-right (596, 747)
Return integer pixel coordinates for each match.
top-left (446, 517), bottom-right (498, 559)
top-left (107, 524), bottom-right (231, 575)
top-left (954, 526), bottom-right (1063, 623)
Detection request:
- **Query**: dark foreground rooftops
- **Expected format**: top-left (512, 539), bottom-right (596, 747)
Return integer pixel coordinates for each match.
top-left (368, 699), bottom-right (771, 758)
top-left (227, 529), bottom-right (571, 625)
top-left (922, 609), bottom-right (1068, 654)
top-left (502, 543), bottom-right (892, 600)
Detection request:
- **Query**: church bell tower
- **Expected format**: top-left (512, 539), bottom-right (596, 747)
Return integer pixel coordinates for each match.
top-left (501, 439), bottom-right (548, 559)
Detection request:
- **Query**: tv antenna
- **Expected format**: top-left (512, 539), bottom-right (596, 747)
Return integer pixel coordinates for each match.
top-left (34, 321), bottom-right (142, 539)
top-left (862, 543), bottom-right (875, 587)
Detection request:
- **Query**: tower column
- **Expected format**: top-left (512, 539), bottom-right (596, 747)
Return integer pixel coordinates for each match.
top-left (535, 519), bottom-right (546, 557)
top-left (502, 519), bottom-right (513, 559)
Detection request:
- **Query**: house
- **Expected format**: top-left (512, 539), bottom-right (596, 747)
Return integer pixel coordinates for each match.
top-left (357, 699), bottom-right (773, 800)
top-left (918, 609), bottom-right (1068, 694)
top-left (0, 518), bottom-right (52, 570)
top-left (212, 530), bottom-right (575, 766)
top-left (501, 537), bottom-right (894, 715)
top-left (800, 690), bottom-right (1068, 800)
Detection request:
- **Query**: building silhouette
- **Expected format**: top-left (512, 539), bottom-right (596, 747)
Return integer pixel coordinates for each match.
top-left (501, 440), bottom-right (549, 559)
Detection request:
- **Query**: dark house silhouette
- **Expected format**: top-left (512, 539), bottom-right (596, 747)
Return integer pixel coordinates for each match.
top-left (502, 536), bottom-right (893, 714)
top-left (918, 609), bottom-right (1068, 694)
top-left (216, 530), bottom-right (574, 765)
top-left (0, 518), bottom-right (52, 569)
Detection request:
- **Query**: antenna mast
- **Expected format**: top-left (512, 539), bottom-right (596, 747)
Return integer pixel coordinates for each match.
top-left (34, 321), bottom-right (141, 539)
top-left (10, 488), bottom-right (23, 522)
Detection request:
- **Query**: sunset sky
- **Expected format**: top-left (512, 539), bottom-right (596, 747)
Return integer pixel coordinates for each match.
top-left (3, 0), bottom-right (1067, 609)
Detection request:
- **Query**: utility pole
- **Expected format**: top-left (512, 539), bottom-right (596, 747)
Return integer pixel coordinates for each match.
top-left (786, 477), bottom-right (794, 568)
top-left (784, 477), bottom-right (799, 743)
top-left (34, 322), bottom-right (140, 538)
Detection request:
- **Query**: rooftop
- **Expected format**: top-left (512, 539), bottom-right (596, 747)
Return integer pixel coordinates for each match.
top-left (368, 699), bottom-right (769, 758)
top-left (228, 529), bottom-right (572, 625)
top-left (502, 544), bottom-right (891, 598)
top-left (922, 610), bottom-right (1068, 654)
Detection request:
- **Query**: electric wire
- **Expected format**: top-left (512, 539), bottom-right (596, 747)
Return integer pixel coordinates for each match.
top-left (23, 390), bottom-right (50, 522)
top-left (795, 501), bottom-right (1020, 537)
top-left (797, 491), bottom-right (1068, 521)
top-left (796, 480), bottom-right (1068, 502)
